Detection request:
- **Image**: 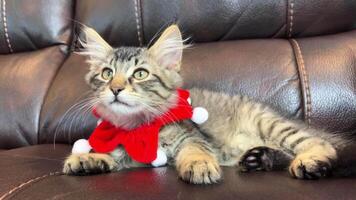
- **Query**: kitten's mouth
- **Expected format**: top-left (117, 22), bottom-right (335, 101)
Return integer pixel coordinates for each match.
top-left (110, 97), bottom-right (132, 107)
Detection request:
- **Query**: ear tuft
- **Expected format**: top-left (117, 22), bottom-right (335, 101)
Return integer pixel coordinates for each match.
top-left (77, 26), bottom-right (113, 64)
top-left (149, 25), bottom-right (187, 71)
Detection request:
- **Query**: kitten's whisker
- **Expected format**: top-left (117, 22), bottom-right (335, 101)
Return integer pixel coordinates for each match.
top-left (54, 97), bottom-right (94, 145)
top-left (54, 95), bottom-right (99, 147)
top-left (67, 98), bottom-right (101, 143)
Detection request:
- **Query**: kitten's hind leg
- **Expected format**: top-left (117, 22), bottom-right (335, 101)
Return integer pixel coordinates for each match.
top-left (238, 146), bottom-right (292, 172)
top-left (252, 107), bottom-right (340, 179)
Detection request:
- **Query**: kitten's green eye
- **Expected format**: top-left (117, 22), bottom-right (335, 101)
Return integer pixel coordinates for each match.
top-left (133, 68), bottom-right (149, 80)
top-left (102, 68), bottom-right (113, 80)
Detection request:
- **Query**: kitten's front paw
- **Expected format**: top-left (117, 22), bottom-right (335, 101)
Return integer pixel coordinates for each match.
top-left (289, 155), bottom-right (331, 180)
top-left (63, 153), bottom-right (118, 175)
top-left (177, 157), bottom-right (222, 184)
top-left (238, 146), bottom-right (274, 172)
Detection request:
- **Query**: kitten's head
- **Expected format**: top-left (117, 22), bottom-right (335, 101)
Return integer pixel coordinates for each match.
top-left (80, 25), bottom-right (186, 117)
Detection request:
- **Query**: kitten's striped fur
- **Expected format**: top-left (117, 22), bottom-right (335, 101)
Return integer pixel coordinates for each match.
top-left (63, 25), bottom-right (347, 184)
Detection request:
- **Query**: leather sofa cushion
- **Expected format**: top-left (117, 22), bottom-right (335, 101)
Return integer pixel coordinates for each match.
top-left (0, 0), bottom-right (73, 54)
top-left (0, 145), bottom-right (67, 198)
top-left (38, 30), bottom-right (356, 146)
top-left (75, 0), bottom-right (356, 46)
top-left (1, 144), bottom-right (356, 200)
top-left (182, 30), bottom-right (356, 134)
top-left (39, 54), bottom-right (96, 145)
top-left (297, 32), bottom-right (356, 132)
top-left (0, 46), bottom-right (67, 149)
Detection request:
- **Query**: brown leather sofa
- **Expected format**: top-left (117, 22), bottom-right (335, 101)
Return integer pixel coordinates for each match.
top-left (1, 0), bottom-right (356, 199)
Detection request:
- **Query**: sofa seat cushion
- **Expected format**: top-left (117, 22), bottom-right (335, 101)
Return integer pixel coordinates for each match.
top-left (1, 144), bottom-right (356, 199)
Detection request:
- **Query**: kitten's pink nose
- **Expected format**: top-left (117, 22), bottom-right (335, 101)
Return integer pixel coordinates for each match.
top-left (110, 87), bottom-right (123, 96)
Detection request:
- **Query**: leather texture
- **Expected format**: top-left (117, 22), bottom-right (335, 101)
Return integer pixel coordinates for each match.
top-left (181, 39), bottom-right (302, 119)
top-left (39, 54), bottom-right (96, 146)
top-left (0, 0), bottom-right (356, 199)
top-left (0, 0), bottom-right (73, 54)
top-left (0, 145), bottom-right (66, 199)
top-left (38, 31), bottom-right (356, 144)
top-left (291, 0), bottom-right (356, 37)
top-left (1, 144), bottom-right (356, 200)
top-left (75, 0), bottom-right (356, 46)
top-left (0, 46), bottom-right (67, 149)
top-left (295, 31), bottom-right (356, 133)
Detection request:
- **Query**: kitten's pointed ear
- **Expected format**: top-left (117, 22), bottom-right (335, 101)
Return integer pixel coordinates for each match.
top-left (78, 26), bottom-right (113, 62)
top-left (149, 25), bottom-right (184, 71)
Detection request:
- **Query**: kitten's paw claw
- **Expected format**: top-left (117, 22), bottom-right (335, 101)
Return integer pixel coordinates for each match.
top-left (63, 153), bottom-right (117, 175)
top-left (178, 159), bottom-right (222, 184)
top-left (289, 157), bottom-right (331, 180)
top-left (238, 147), bottom-right (273, 172)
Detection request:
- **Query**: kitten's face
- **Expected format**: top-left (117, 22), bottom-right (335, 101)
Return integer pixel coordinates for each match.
top-left (80, 25), bottom-right (184, 116)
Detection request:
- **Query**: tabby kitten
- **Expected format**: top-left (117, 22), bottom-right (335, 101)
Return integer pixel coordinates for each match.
top-left (63, 25), bottom-right (347, 184)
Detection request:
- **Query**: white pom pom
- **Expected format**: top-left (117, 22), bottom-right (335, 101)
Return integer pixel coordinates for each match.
top-left (151, 148), bottom-right (167, 167)
top-left (191, 107), bottom-right (209, 124)
top-left (72, 139), bottom-right (92, 154)
top-left (187, 97), bottom-right (192, 105)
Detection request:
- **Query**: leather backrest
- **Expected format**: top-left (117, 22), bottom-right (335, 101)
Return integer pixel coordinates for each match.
top-left (37, 30), bottom-right (356, 146)
top-left (76, 0), bottom-right (356, 46)
top-left (0, 47), bottom-right (67, 149)
top-left (0, 0), bottom-right (356, 149)
top-left (0, 0), bottom-right (73, 54)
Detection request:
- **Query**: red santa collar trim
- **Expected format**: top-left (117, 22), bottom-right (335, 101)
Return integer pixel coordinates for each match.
top-left (88, 88), bottom-right (193, 164)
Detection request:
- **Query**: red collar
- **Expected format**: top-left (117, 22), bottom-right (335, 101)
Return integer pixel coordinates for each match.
top-left (88, 89), bottom-right (193, 163)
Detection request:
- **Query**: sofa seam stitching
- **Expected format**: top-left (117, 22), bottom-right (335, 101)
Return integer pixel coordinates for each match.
top-left (2, 0), bottom-right (13, 53)
top-left (287, 0), bottom-right (294, 38)
top-left (289, 39), bottom-right (311, 126)
top-left (134, 0), bottom-right (143, 46)
top-left (0, 172), bottom-right (62, 200)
